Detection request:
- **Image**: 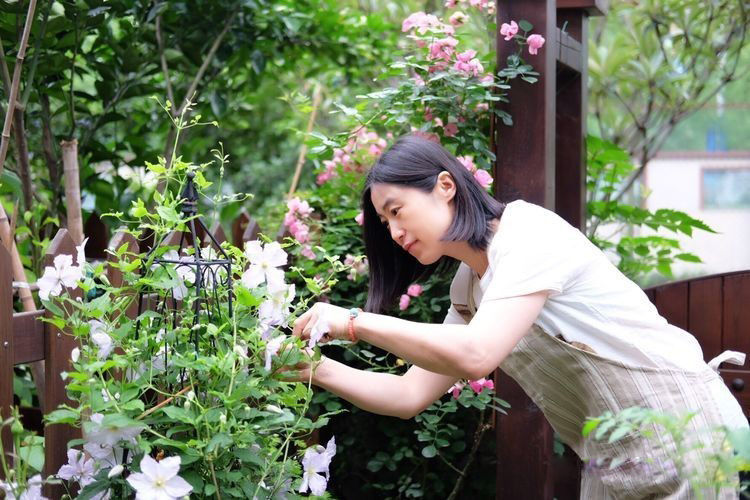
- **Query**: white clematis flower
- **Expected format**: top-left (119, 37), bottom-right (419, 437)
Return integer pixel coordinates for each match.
top-left (37, 254), bottom-right (82, 301)
top-left (126, 455), bottom-right (193, 500)
top-left (258, 280), bottom-right (295, 331)
top-left (241, 240), bottom-right (287, 289)
top-left (89, 320), bottom-right (115, 360)
top-left (86, 413), bottom-right (143, 447)
top-left (58, 449), bottom-right (95, 487)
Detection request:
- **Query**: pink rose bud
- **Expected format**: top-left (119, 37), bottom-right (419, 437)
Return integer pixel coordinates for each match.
top-left (399, 294), bottom-right (411, 311)
top-left (483, 379), bottom-right (495, 390)
top-left (527, 34), bottom-right (545, 55)
top-left (500, 21), bottom-right (518, 41)
top-left (355, 212), bottom-right (364, 226)
top-left (407, 284), bottom-right (423, 297)
top-left (474, 169), bottom-right (493, 189)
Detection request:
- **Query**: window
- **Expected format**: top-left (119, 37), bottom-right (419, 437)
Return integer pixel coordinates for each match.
top-left (702, 167), bottom-right (750, 209)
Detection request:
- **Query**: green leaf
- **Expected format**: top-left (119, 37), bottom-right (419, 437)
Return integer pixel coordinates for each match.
top-left (421, 445), bottom-right (437, 458)
top-left (518, 20), bottom-right (533, 32)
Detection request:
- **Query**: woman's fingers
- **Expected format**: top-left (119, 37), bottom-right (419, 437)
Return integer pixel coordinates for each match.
top-left (293, 309), bottom-right (314, 338)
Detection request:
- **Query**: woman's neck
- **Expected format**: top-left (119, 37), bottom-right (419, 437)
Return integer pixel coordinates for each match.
top-left (445, 219), bottom-right (499, 279)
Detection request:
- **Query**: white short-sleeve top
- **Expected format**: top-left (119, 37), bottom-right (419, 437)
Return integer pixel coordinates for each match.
top-left (443, 200), bottom-right (706, 372)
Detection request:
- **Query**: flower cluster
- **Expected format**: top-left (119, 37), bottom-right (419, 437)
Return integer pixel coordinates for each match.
top-left (284, 197), bottom-right (315, 247)
top-left (316, 128), bottom-right (388, 185)
top-left (399, 283), bottom-right (424, 311)
top-left (448, 377), bottom-right (495, 399)
top-left (457, 155), bottom-right (493, 189)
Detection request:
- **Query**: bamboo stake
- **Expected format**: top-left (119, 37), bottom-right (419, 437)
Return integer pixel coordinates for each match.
top-left (0, 0), bottom-right (37, 176)
top-left (287, 83), bottom-right (322, 198)
top-left (61, 139), bottom-right (83, 245)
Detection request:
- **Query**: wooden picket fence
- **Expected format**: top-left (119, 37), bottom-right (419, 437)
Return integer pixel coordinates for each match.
top-left (1, 210), bottom-right (274, 498)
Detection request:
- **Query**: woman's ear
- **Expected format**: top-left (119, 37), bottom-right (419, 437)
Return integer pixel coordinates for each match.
top-left (436, 171), bottom-right (456, 202)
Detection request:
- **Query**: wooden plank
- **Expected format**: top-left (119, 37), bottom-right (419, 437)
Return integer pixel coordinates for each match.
top-left (556, 0), bottom-right (608, 15)
top-left (653, 282), bottom-right (688, 330)
top-left (644, 288), bottom-right (655, 304)
top-left (495, 0), bottom-right (557, 209)
top-left (231, 212), bottom-right (250, 248)
top-left (687, 277), bottom-right (722, 362)
top-left (495, 370), bottom-right (555, 499)
top-left (0, 243), bottom-right (14, 473)
top-left (723, 273), bottom-right (750, 357)
top-left (210, 221), bottom-right (227, 246)
top-left (719, 369), bottom-right (750, 417)
top-left (556, 29), bottom-right (582, 72)
top-left (12, 310), bottom-right (45, 364)
top-left (43, 229), bottom-right (82, 499)
top-left (83, 212), bottom-right (109, 260)
top-left (553, 446), bottom-right (582, 499)
top-left (107, 230), bottom-right (139, 320)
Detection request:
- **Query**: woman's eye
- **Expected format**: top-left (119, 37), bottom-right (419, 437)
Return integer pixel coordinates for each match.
top-left (391, 208), bottom-right (399, 216)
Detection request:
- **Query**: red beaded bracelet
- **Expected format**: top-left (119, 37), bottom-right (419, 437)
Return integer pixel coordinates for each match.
top-left (347, 307), bottom-right (362, 343)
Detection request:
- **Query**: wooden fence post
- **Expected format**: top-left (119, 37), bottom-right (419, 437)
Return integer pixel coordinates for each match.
top-left (42, 229), bottom-right (82, 499)
top-left (0, 243), bottom-right (13, 473)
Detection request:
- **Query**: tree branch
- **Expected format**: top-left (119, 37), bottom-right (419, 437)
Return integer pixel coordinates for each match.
top-left (163, 9), bottom-right (239, 170)
top-left (0, 0), bottom-right (37, 176)
top-left (155, 14), bottom-right (175, 108)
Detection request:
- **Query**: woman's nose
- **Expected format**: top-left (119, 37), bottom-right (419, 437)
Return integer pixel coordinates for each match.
top-left (389, 223), bottom-right (404, 243)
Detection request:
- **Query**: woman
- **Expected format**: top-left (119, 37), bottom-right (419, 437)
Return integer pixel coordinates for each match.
top-left (291, 134), bottom-right (747, 498)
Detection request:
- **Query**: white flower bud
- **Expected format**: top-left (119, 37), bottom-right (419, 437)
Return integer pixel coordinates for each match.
top-left (265, 404), bottom-right (283, 414)
top-left (71, 347), bottom-right (80, 363)
top-left (184, 401), bottom-right (191, 410)
top-left (219, 414), bottom-right (227, 425)
top-left (187, 390), bottom-right (196, 401)
top-left (108, 465), bottom-right (124, 478)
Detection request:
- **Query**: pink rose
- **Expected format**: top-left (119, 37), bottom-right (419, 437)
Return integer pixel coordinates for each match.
top-left (399, 294), bottom-right (411, 311)
top-left (473, 169), bottom-right (493, 189)
top-left (449, 11), bottom-right (466, 27)
top-left (479, 74), bottom-right (494, 84)
top-left (407, 284), bottom-right (423, 297)
top-left (475, 102), bottom-right (489, 112)
top-left (443, 122), bottom-right (458, 137)
top-left (301, 245), bottom-right (316, 260)
top-left (456, 49), bottom-right (477, 63)
top-left (449, 381), bottom-right (465, 399)
top-left (445, 0), bottom-right (458, 7)
top-left (424, 106), bottom-right (434, 122)
top-left (469, 377), bottom-right (494, 394)
top-left (457, 155), bottom-right (476, 172)
top-left (355, 211), bottom-right (364, 226)
top-left (527, 34), bottom-right (545, 55)
top-left (500, 21), bottom-right (518, 41)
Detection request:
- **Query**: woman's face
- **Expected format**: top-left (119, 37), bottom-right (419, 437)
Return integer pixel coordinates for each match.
top-left (369, 172), bottom-right (455, 265)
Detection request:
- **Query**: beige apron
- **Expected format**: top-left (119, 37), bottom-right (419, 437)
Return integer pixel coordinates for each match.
top-left (453, 272), bottom-right (745, 499)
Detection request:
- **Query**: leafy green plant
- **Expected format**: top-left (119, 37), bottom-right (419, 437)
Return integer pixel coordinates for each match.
top-left (585, 134), bottom-right (715, 281)
top-left (583, 406), bottom-right (750, 497)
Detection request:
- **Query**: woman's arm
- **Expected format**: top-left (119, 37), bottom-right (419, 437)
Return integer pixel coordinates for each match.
top-left (294, 291), bottom-right (547, 380)
top-left (311, 358), bottom-right (459, 419)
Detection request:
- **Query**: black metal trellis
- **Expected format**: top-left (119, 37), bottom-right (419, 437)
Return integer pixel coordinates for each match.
top-left (134, 171), bottom-right (233, 378)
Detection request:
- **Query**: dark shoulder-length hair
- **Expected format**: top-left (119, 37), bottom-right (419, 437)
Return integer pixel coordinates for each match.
top-left (361, 134), bottom-right (505, 313)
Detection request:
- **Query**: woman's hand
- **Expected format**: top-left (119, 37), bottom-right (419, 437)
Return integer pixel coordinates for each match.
top-left (276, 347), bottom-right (324, 383)
top-left (292, 302), bottom-right (350, 345)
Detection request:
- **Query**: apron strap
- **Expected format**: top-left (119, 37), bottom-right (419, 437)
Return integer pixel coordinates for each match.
top-left (707, 350), bottom-right (746, 372)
